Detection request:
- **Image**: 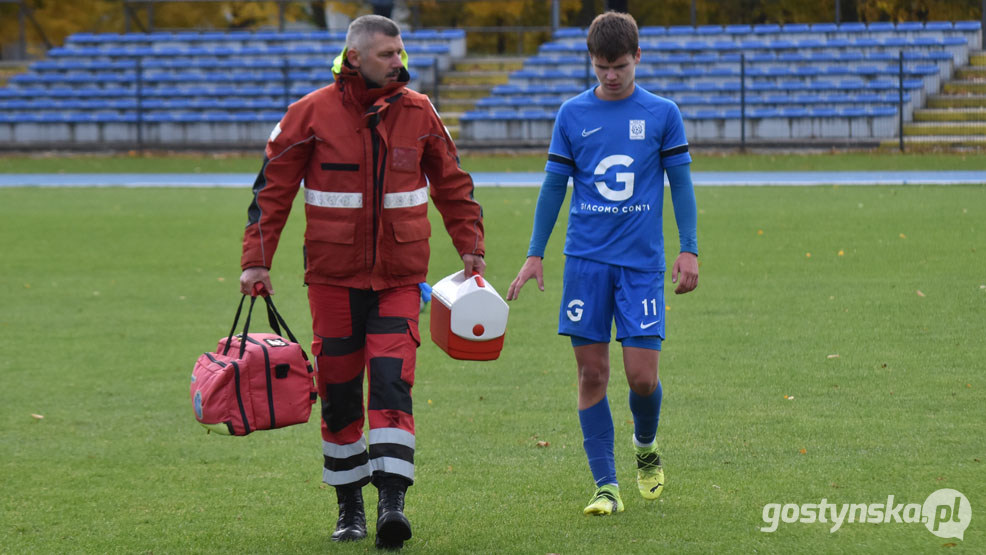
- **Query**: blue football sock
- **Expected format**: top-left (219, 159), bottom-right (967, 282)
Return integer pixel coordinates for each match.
top-left (629, 380), bottom-right (662, 447)
top-left (578, 396), bottom-right (617, 487)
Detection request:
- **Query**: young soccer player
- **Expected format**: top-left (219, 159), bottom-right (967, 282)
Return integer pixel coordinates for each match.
top-left (506, 10), bottom-right (699, 516)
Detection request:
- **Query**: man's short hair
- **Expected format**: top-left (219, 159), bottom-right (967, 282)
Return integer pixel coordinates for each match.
top-left (346, 14), bottom-right (401, 52)
top-left (586, 11), bottom-right (639, 61)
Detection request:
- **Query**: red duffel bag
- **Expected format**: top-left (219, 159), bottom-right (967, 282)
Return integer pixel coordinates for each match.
top-left (190, 288), bottom-right (316, 435)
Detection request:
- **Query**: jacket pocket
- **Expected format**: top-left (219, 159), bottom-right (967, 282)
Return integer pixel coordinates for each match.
top-left (384, 218), bottom-right (431, 277)
top-left (305, 220), bottom-right (360, 278)
top-left (390, 145), bottom-right (421, 174)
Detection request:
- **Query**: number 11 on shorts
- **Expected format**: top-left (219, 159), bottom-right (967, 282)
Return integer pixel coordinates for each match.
top-left (642, 298), bottom-right (659, 316)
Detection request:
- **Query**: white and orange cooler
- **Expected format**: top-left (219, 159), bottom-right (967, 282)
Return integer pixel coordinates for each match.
top-left (429, 270), bottom-right (509, 361)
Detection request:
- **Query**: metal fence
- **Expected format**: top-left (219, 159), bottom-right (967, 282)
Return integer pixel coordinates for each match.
top-left (471, 48), bottom-right (970, 151)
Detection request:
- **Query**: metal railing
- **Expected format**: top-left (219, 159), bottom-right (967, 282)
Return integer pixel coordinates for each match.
top-left (557, 50), bottom-right (930, 151)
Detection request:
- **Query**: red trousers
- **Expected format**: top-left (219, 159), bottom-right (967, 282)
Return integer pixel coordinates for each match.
top-left (308, 283), bottom-right (420, 487)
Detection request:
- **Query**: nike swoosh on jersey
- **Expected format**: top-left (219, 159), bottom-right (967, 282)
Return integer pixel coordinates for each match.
top-left (581, 127), bottom-right (602, 137)
top-left (640, 321), bottom-right (659, 329)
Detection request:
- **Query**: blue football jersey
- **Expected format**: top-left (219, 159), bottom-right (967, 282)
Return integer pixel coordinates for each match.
top-left (545, 85), bottom-right (691, 271)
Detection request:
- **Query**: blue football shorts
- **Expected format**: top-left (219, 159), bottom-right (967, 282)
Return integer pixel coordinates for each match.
top-left (558, 256), bottom-right (665, 349)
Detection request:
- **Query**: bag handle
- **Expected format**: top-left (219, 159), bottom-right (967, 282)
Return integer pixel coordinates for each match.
top-left (222, 294), bottom-right (258, 359)
top-left (221, 284), bottom-right (301, 358)
top-left (262, 295), bottom-right (301, 344)
top-left (251, 281), bottom-right (301, 344)
top-left (222, 294), bottom-right (247, 356)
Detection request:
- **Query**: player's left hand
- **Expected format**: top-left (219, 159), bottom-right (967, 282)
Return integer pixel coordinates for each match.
top-left (463, 253), bottom-right (486, 277)
top-left (672, 252), bottom-right (698, 294)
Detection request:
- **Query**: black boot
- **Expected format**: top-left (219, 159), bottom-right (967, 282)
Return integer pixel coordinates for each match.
top-left (331, 486), bottom-right (367, 542)
top-left (375, 477), bottom-right (412, 550)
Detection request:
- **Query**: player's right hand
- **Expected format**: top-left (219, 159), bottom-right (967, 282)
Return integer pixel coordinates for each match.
top-left (240, 266), bottom-right (274, 296)
top-left (506, 256), bottom-right (544, 301)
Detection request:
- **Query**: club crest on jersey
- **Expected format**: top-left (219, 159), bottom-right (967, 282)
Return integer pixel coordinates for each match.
top-left (629, 119), bottom-right (645, 140)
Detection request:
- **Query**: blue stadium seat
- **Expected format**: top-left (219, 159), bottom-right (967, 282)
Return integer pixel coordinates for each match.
top-left (867, 106), bottom-right (897, 116)
top-left (667, 26), bottom-right (696, 36)
top-left (924, 21), bottom-right (953, 32)
top-left (697, 25), bottom-right (724, 35)
top-left (851, 37), bottom-right (880, 48)
top-left (553, 28), bottom-right (585, 39)
top-left (838, 23), bottom-right (867, 33)
top-left (837, 107), bottom-right (867, 117)
top-left (896, 22), bottom-right (924, 32)
top-left (867, 22), bottom-right (895, 33)
top-left (779, 106), bottom-right (808, 117)
top-left (809, 23), bottom-right (837, 33)
top-left (748, 107), bottom-right (779, 118)
top-left (767, 39), bottom-right (797, 50)
top-left (711, 40), bottom-right (740, 52)
top-left (795, 93), bottom-right (824, 104)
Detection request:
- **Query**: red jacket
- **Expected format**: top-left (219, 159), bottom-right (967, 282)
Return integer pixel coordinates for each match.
top-left (241, 63), bottom-right (484, 290)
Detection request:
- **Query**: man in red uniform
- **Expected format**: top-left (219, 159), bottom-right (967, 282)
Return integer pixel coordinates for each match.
top-left (238, 14), bottom-right (485, 550)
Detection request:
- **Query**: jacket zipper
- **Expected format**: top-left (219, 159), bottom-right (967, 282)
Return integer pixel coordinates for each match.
top-left (370, 126), bottom-right (388, 272)
top-left (371, 128), bottom-right (380, 270)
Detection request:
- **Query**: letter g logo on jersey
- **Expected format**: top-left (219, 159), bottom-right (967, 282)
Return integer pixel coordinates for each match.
top-left (567, 299), bottom-right (584, 322)
top-left (593, 155), bottom-right (635, 202)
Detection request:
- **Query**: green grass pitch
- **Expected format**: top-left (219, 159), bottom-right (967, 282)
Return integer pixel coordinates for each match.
top-left (1, 183), bottom-right (983, 553)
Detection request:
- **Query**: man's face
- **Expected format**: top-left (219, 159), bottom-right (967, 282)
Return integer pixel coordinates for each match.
top-left (591, 48), bottom-right (640, 101)
top-left (348, 32), bottom-right (405, 86)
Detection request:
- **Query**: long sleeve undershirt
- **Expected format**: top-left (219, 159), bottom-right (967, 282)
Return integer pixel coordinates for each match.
top-left (667, 163), bottom-right (698, 256)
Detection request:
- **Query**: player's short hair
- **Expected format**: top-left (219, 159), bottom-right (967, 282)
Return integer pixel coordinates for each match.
top-left (586, 11), bottom-right (639, 61)
top-left (346, 14), bottom-right (401, 53)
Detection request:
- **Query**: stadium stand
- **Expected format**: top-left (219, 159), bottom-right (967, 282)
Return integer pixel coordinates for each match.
top-left (1, 22), bottom-right (982, 147)
top-left (460, 21), bottom-right (982, 144)
top-left (0, 29), bottom-right (465, 148)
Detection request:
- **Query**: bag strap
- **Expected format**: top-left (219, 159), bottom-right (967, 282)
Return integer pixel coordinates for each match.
top-left (221, 290), bottom-right (302, 357)
top-left (222, 294), bottom-right (248, 356)
top-left (238, 295), bottom-right (257, 359)
top-left (221, 294), bottom-right (258, 359)
top-left (262, 295), bottom-right (301, 345)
